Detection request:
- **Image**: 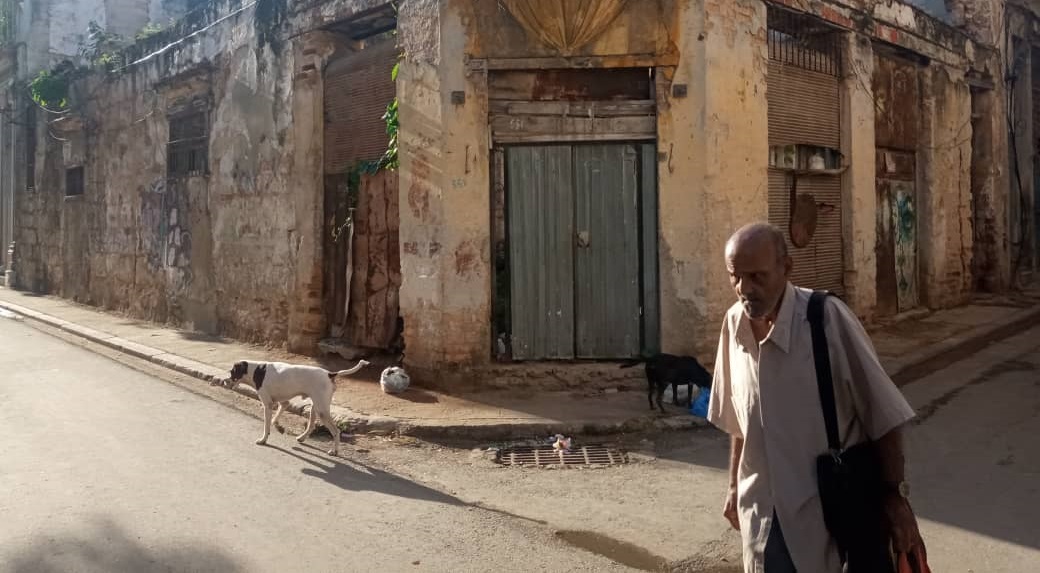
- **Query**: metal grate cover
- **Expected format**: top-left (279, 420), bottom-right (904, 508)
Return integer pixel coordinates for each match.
top-left (496, 444), bottom-right (628, 467)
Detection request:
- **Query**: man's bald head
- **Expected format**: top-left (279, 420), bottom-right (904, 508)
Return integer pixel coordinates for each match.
top-left (725, 222), bottom-right (792, 320)
top-left (725, 223), bottom-right (788, 262)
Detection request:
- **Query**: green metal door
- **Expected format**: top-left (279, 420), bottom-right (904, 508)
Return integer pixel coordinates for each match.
top-left (574, 144), bottom-right (642, 358)
top-left (506, 146), bottom-right (576, 359)
top-left (504, 143), bottom-right (658, 360)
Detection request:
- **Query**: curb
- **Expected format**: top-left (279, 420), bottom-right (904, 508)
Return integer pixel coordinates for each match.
top-left (888, 304), bottom-right (1040, 386)
top-left (0, 298), bottom-right (706, 441)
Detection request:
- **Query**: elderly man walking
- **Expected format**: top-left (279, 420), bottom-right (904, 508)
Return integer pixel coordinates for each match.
top-left (708, 223), bottom-right (926, 572)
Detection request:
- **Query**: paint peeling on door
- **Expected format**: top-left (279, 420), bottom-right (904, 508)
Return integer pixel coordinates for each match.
top-left (893, 182), bottom-right (918, 312)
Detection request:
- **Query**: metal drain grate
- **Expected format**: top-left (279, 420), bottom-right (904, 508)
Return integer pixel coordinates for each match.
top-left (495, 444), bottom-right (628, 467)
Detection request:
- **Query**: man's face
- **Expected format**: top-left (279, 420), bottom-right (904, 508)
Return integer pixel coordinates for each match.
top-left (726, 239), bottom-right (791, 320)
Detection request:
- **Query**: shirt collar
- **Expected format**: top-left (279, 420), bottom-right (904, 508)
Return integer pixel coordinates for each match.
top-left (766, 282), bottom-right (797, 353)
top-left (735, 282), bottom-right (796, 354)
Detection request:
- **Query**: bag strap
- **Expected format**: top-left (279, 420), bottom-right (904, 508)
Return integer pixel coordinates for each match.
top-left (808, 290), bottom-right (841, 453)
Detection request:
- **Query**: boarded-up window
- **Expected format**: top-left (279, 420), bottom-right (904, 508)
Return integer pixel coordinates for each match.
top-left (766, 6), bottom-right (845, 294)
top-left (167, 108), bottom-right (209, 177)
top-left (65, 166), bottom-right (84, 197)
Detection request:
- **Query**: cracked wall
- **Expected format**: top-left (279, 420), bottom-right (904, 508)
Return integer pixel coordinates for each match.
top-left (14, 0), bottom-right (375, 349)
top-left (397, 0), bottom-right (1004, 390)
top-left (397, 0), bottom-right (771, 388)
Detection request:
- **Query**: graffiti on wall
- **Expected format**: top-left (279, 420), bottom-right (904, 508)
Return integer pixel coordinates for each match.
top-left (140, 177), bottom-right (193, 292)
top-left (893, 182), bottom-right (918, 311)
top-left (164, 205), bottom-right (194, 292)
top-left (141, 179), bottom-right (166, 272)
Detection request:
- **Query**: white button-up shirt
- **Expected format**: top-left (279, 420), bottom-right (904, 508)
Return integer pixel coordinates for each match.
top-left (708, 283), bottom-right (915, 572)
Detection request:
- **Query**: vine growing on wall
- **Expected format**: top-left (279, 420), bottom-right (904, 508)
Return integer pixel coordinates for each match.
top-left (81, 21), bottom-right (127, 70)
top-left (27, 19), bottom-right (170, 112)
top-left (28, 61), bottom-right (79, 110)
top-left (135, 22), bottom-right (166, 41)
top-left (380, 59), bottom-right (401, 170)
top-left (29, 69), bottom-right (68, 109)
top-left (378, 1), bottom-right (402, 171)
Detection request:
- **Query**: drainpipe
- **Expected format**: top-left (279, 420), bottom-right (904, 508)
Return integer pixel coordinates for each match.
top-left (0, 88), bottom-right (7, 275)
top-left (7, 81), bottom-right (14, 282)
top-left (7, 93), bottom-right (12, 269)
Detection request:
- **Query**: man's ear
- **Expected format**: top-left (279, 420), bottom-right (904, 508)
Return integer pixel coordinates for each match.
top-left (782, 255), bottom-right (794, 278)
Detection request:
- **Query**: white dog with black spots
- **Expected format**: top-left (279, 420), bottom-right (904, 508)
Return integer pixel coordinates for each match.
top-left (216, 360), bottom-right (369, 456)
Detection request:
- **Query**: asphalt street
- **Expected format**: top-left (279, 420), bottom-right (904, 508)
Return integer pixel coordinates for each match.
top-left (0, 316), bottom-right (633, 573)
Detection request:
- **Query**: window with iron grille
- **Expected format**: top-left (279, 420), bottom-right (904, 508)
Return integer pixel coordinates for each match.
top-left (167, 109), bottom-right (209, 177)
top-left (767, 5), bottom-right (843, 76)
top-left (65, 166), bottom-right (84, 197)
top-left (765, 4), bottom-right (846, 295)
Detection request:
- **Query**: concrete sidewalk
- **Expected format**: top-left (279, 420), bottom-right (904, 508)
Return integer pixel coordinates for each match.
top-left (3, 285), bottom-right (1040, 440)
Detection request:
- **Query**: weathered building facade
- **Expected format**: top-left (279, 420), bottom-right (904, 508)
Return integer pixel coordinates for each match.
top-left (0, 0), bottom-right (195, 278)
top-left (9, 0), bottom-right (403, 352)
top-left (395, 0), bottom-right (1020, 388)
top-left (6, 0), bottom-right (1038, 391)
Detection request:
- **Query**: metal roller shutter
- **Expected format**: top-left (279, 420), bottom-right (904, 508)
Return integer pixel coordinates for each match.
top-left (766, 39), bottom-right (845, 294)
top-left (324, 40), bottom-right (398, 174)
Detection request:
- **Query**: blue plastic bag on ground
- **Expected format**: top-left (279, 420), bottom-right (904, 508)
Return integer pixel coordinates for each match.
top-left (690, 388), bottom-right (711, 418)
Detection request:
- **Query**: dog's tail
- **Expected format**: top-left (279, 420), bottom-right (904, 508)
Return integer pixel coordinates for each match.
top-left (328, 359), bottom-right (370, 380)
top-left (618, 359), bottom-right (644, 369)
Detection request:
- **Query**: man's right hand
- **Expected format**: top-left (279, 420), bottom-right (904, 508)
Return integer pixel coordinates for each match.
top-left (723, 486), bottom-right (739, 530)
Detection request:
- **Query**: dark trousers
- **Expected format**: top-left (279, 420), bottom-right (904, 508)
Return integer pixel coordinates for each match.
top-left (764, 513), bottom-right (797, 573)
top-left (764, 512), bottom-right (896, 573)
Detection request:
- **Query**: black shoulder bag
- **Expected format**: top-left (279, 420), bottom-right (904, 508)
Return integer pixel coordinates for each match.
top-left (808, 291), bottom-right (894, 573)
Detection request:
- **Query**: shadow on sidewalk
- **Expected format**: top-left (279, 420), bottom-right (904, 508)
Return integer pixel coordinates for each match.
top-left (269, 442), bottom-right (465, 508)
top-left (3, 516), bottom-right (246, 573)
top-left (394, 387), bottom-right (441, 404)
top-left (178, 330), bottom-right (231, 344)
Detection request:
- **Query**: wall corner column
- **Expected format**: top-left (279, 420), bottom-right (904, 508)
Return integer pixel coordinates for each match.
top-left (841, 33), bottom-right (878, 318)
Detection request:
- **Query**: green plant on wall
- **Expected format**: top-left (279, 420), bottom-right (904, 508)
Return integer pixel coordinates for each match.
top-left (81, 21), bottom-right (126, 70)
top-left (135, 22), bottom-right (165, 41)
top-left (380, 59), bottom-right (401, 170)
top-left (28, 66), bottom-right (72, 110)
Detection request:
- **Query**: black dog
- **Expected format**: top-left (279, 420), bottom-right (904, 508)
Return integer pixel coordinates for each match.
top-left (620, 353), bottom-right (712, 413)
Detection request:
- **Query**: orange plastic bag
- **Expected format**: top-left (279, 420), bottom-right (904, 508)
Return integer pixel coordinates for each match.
top-left (896, 546), bottom-right (932, 573)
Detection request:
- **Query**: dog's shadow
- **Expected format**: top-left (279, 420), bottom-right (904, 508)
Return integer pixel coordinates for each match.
top-left (267, 442), bottom-right (463, 507)
top-left (393, 387), bottom-right (439, 404)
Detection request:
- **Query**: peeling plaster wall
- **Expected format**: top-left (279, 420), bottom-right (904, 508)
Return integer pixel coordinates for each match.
top-left (15, 0), bottom-right (373, 348)
top-left (842, 35), bottom-right (880, 315)
top-left (48, 0), bottom-right (106, 62)
top-left (397, 0), bottom-right (1002, 390)
top-left (672, 0), bottom-right (768, 357)
top-left (13, 0), bottom-right (1015, 389)
top-left (943, 0), bottom-right (1009, 290)
top-left (918, 65), bottom-right (976, 307)
top-left (397, 0), bottom-right (446, 377)
top-left (2, 0), bottom-right (196, 275)
top-left (397, 0), bottom-right (772, 388)
top-left (907, 0), bottom-right (953, 23)
top-left (1006, 2), bottom-right (1040, 281)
